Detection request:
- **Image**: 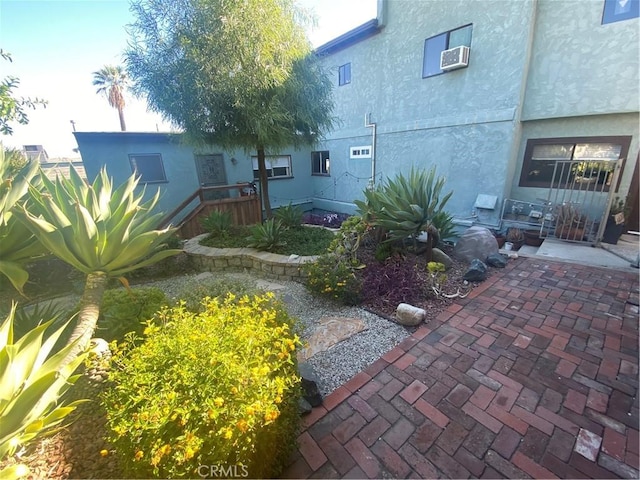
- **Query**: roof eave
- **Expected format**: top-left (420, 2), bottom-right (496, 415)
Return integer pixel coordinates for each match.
top-left (314, 19), bottom-right (381, 56)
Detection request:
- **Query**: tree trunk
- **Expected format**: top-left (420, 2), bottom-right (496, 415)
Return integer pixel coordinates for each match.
top-left (61, 271), bottom-right (108, 367)
top-left (118, 107), bottom-right (127, 132)
top-left (257, 146), bottom-right (272, 218)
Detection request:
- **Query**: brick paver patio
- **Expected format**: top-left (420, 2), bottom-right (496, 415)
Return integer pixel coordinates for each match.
top-left (282, 257), bottom-right (639, 479)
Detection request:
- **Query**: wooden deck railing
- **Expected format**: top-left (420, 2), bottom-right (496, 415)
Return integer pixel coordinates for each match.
top-left (159, 183), bottom-right (261, 238)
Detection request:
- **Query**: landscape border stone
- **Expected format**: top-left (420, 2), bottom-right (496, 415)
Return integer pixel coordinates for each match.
top-left (183, 234), bottom-right (318, 281)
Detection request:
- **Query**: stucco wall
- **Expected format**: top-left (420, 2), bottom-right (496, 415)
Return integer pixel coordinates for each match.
top-left (523, 0), bottom-right (640, 119)
top-left (312, 0), bottom-right (537, 223)
top-left (510, 113), bottom-right (639, 205)
top-left (74, 133), bottom-right (314, 220)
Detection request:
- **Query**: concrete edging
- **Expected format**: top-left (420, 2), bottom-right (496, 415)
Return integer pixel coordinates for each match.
top-left (183, 234), bottom-right (319, 281)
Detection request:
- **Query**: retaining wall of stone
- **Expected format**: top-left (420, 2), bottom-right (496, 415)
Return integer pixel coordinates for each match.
top-left (183, 234), bottom-right (318, 282)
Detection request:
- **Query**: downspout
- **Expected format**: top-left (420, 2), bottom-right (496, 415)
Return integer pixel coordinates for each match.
top-left (365, 113), bottom-right (377, 189)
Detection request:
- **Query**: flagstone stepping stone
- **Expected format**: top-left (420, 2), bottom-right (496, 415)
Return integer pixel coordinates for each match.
top-left (297, 316), bottom-right (367, 361)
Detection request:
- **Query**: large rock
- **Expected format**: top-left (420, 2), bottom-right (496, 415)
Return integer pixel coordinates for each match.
top-left (298, 362), bottom-right (323, 407)
top-left (454, 226), bottom-right (498, 262)
top-left (486, 252), bottom-right (508, 268)
top-left (432, 248), bottom-right (453, 269)
top-left (463, 259), bottom-right (488, 282)
top-left (396, 303), bottom-right (426, 326)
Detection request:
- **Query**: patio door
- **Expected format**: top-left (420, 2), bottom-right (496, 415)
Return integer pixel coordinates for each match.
top-left (194, 154), bottom-right (228, 201)
top-left (544, 158), bottom-right (622, 243)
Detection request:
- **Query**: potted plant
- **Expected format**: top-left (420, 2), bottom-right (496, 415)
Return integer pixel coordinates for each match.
top-left (506, 227), bottom-right (525, 250)
top-left (492, 229), bottom-right (506, 248)
top-left (555, 204), bottom-right (587, 241)
top-left (602, 195), bottom-right (630, 245)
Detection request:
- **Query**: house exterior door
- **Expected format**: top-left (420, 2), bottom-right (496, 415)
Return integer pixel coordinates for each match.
top-left (194, 154), bottom-right (228, 201)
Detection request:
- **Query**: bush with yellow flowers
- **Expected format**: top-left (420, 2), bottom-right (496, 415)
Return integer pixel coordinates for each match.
top-left (101, 292), bottom-right (302, 478)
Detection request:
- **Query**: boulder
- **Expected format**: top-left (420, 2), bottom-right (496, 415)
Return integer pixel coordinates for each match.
top-left (454, 226), bottom-right (498, 263)
top-left (396, 303), bottom-right (426, 326)
top-left (486, 253), bottom-right (508, 268)
top-left (298, 362), bottom-right (323, 407)
top-left (463, 259), bottom-right (488, 282)
top-left (432, 248), bottom-right (453, 269)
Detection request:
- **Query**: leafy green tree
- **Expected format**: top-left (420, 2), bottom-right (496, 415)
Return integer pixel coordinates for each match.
top-left (0, 50), bottom-right (47, 135)
top-left (13, 167), bottom-right (181, 365)
top-left (126, 0), bottom-right (334, 217)
top-left (92, 65), bottom-right (128, 131)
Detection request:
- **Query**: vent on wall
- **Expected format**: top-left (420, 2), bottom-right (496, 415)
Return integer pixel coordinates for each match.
top-left (440, 45), bottom-right (470, 71)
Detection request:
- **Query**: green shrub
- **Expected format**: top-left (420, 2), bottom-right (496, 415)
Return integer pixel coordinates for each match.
top-left (304, 215), bottom-right (368, 305)
top-left (102, 293), bottom-right (301, 478)
top-left (273, 203), bottom-right (303, 228)
top-left (304, 254), bottom-right (362, 305)
top-left (200, 210), bottom-right (232, 234)
top-left (96, 287), bottom-right (169, 344)
top-left (176, 276), bottom-right (261, 313)
top-left (246, 219), bottom-right (285, 251)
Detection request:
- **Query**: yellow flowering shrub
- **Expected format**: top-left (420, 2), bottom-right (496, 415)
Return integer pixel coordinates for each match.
top-left (101, 293), bottom-right (302, 478)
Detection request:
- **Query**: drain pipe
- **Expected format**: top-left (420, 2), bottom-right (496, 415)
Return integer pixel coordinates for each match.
top-left (365, 113), bottom-right (377, 189)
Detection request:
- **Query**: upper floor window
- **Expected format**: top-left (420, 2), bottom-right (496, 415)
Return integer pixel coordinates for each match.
top-left (312, 151), bottom-right (330, 176)
top-left (602, 0), bottom-right (639, 24)
top-left (339, 63), bottom-right (351, 86)
top-left (252, 155), bottom-right (292, 180)
top-left (422, 24), bottom-right (472, 78)
top-left (519, 137), bottom-right (630, 190)
top-left (129, 153), bottom-right (167, 183)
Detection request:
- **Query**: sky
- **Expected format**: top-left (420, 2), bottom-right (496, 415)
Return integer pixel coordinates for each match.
top-left (0, 0), bottom-right (377, 158)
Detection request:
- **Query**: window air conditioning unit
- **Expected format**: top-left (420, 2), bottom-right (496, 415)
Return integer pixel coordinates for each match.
top-left (440, 45), bottom-right (470, 71)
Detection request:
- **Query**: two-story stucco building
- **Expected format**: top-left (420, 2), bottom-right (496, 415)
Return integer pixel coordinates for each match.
top-left (75, 0), bottom-right (639, 236)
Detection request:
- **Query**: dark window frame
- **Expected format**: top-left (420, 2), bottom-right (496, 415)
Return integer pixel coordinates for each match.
top-left (422, 24), bottom-right (472, 78)
top-left (128, 153), bottom-right (168, 184)
top-left (519, 136), bottom-right (630, 191)
top-left (311, 150), bottom-right (330, 176)
top-left (338, 63), bottom-right (351, 86)
top-left (251, 154), bottom-right (293, 180)
top-left (602, 0), bottom-right (639, 24)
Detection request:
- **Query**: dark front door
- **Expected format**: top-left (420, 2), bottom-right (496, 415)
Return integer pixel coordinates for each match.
top-left (194, 154), bottom-right (228, 201)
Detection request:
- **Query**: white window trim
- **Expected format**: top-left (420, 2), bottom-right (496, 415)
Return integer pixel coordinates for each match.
top-left (350, 146), bottom-right (372, 159)
top-left (251, 155), bottom-right (292, 179)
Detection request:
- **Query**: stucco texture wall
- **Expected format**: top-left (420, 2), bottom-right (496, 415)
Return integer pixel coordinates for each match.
top-left (523, 0), bottom-right (640, 119)
top-left (313, 0), bottom-right (537, 221)
top-left (74, 133), bottom-right (315, 220)
top-left (510, 112), bottom-right (639, 204)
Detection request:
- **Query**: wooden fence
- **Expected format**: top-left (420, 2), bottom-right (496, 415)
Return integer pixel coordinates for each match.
top-left (159, 183), bottom-right (261, 238)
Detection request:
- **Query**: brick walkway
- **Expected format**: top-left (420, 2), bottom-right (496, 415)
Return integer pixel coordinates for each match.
top-left (282, 257), bottom-right (639, 479)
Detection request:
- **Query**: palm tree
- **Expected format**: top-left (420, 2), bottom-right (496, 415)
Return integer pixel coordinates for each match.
top-left (92, 65), bottom-right (128, 131)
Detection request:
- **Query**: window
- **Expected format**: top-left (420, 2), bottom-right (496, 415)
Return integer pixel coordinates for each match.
top-left (519, 137), bottom-right (630, 190)
top-left (602, 0), bottom-right (639, 24)
top-left (251, 155), bottom-right (292, 180)
top-left (422, 24), bottom-right (472, 78)
top-left (350, 146), bottom-right (372, 159)
top-left (338, 63), bottom-right (351, 86)
top-left (129, 154), bottom-right (167, 183)
top-left (312, 151), bottom-right (330, 175)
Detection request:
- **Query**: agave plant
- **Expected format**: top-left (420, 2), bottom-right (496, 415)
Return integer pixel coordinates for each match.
top-left (0, 148), bottom-right (47, 294)
top-left (273, 203), bottom-right (303, 228)
top-left (13, 166), bottom-right (181, 366)
top-left (354, 167), bottom-right (453, 258)
top-left (199, 209), bottom-right (232, 234)
top-left (0, 304), bottom-right (87, 479)
top-left (246, 218), bottom-right (286, 251)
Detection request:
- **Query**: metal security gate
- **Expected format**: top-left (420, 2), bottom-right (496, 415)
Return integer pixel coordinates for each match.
top-left (543, 159), bottom-right (622, 244)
